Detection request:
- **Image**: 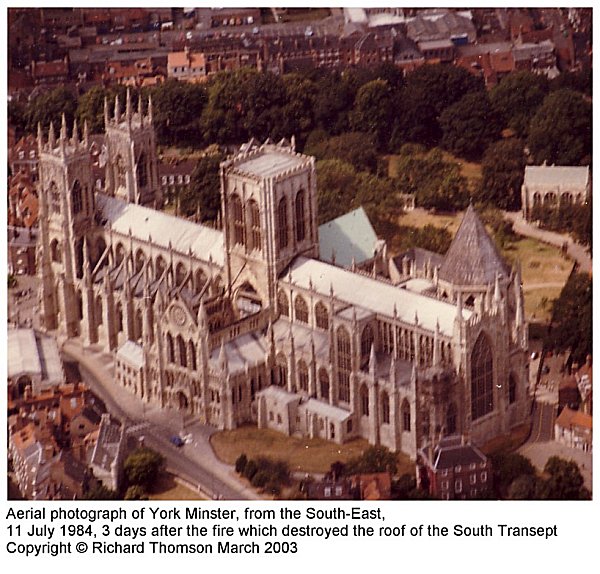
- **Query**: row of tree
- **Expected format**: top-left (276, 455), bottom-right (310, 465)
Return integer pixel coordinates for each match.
top-left (10, 65), bottom-right (591, 169)
top-left (492, 452), bottom-right (590, 500)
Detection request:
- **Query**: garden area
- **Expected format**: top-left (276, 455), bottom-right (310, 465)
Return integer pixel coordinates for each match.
top-left (211, 426), bottom-right (414, 477)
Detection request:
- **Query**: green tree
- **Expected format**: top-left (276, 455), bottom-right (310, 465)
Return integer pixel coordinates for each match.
top-left (350, 79), bottom-right (394, 151)
top-left (76, 85), bottom-right (130, 135)
top-left (404, 63), bottom-right (485, 116)
top-left (394, 64), bottom-right (485, 148)
top-left (201, 69), bottom-right (286, 144)
top-left (124, 485), bottom-right (149, 500)
top-left (490, 71), bottom-right (549, 137)
top-left (279, 74), bottom-right (317, 146)
top-left (315, 159), bottom-right (361, 224)
top-left (25, 86), bottom-right (78, 133)
top-left (148, 80), bottom-right (207, 146)
top-left (8, 99), bottom-right (27, 136)
top-left (546, 271), bottom-right (592, 364)
top-left (440, 91), bottom-right (500, 161)
top-left (477, 139), bottom-right (525, 210)
top-left (392, 147), bottom-right (469, 212)
top-left (542, 456), bottom-right (590, 500)
top-left (235, 453), bottom-right (248, 474)
top-left (550, 68), bottom-right (592, 97)
top-left (392, 88), bottom-right (441, 148)
top-left (312, 70), bottom-right (355, 135)
top-left (305, 132), bottom-right (378, 173)
top-left (181, 151), bottom-right (225, 222)
top-left (123, 448), bottom-right (165, 490)
top-left (345, 445), bottom-right (398, 475)
top-left (528, 89), bottom-right (592, 165)
top-left (491, 452), bottom-right (536, 497)
top-left (82, 484), bottom-right (120, 500)
top-left (507, 474), bottom-right (542, 499)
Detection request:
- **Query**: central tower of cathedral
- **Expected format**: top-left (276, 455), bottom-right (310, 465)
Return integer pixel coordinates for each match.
top-left (220, 140), bottom-right (318, 314)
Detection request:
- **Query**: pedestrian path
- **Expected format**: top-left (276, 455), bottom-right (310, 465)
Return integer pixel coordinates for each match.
top-left (504, 211), bottom-right (592, 273)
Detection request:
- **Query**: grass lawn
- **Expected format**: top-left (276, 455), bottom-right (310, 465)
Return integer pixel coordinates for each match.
top-left (505, 238), bottom-right (571, 285)
top-left (148, 471), bottom-right (206, 501)
top-left (211, 426), bottom-right (414, 476)
top-left (441, 151), bottom-right (482, 192)
top-left (397, 208), bottom-right (463, 236)
top-left (523, 286), bottom-right (562, 324)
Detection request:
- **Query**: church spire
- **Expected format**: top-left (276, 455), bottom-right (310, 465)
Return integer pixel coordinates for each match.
top-left (48, 121), bottom-right (56, 149)
top-left (104, 96), bottom-right (109, 127)
top-left (114, 94), bottom-right (121, 123)
top-left (125, 88), bottom-right (132, 126)
top-left (72, 118), bottom-right (79, 148)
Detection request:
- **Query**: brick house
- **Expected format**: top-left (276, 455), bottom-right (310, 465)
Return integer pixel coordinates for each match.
top-left (418, 436), bottom-right (492, 500)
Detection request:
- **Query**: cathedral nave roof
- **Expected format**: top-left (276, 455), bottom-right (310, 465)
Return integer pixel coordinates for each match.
top-left (96, 194), bottom-right (225, 266)
top-left (283, 257), bottom-right (470, 337)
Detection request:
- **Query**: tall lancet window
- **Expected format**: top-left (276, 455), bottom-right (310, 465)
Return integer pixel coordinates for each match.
top-left (295, 189), bottom-right (306, 242)
top-left (471, 333), bottom-right (494, 420)
top-left (278, 198), bottom-right (288, 249)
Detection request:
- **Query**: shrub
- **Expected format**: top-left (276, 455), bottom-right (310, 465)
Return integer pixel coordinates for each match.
top-left (251, 471), bottom-right (270, 488)
top-left (243, 460), bottom-right (258, 481)
top-left (235, 453), bottom-right (248, 474)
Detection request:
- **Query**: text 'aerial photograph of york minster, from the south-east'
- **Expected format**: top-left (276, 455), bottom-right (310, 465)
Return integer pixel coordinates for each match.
top-left (7, 7), bottom-right (592, 501)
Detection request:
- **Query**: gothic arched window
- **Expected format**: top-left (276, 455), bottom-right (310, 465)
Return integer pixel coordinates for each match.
top-left (402, 399), bottom-right (411, 432)
top-left (247, 199), bottom-right (261, 251)
top-left (177, 335), bottom-right (187, 368)
top-left (294, 295), bottom-right (308, 323)
top-left (189, 341), bottom-right (197, 371)
top-left (447, 402), bottom-right (457, 435)
top-left (117, 304), bottom-right (124, 333)
top-left (337, 327), bottom-right (351, 403)
top-left (315, 302), bottom-right (329, 329)
top-left (295, 189), bottom-right (306, 242)
top-left (298, 360), bottom-right (309, 392)
top-left (155, 256), bottom-right (166, 280)
top-left (115, 155), bottom-right (126, 188)
top-left (278, 290), bottom-right (289, 317)
top-left (72, 180), bottom-right (83, 215)
top-left (509, 375), bottom-right (517, 404)
top-left (135, 309), bottom-right (143, 341)
top-left (175, 262), bottom-right (187, 287)
top-left (50, 239), bottom-right (61, 263)
top-left (319, 368), bottom-right (330, 401)
top-left (166, 333), bottom-right (174, 363)
top-left (277, 198), bottom-right (288, 249)
top-left (276, 354), bottom-right (287, 387)
top-left (471, 333), bottom-right (494, 420)
top-left (137, 152), bottom-right (148, 188)
top-left (135, 249), bottom-right (145, 273)
top-left (49, 182), bottom-right (61, 215)
top-left (360, 323), bottom-right (374, 370)
top-left (231, 194), bottom-right (245, 246)
top-left (360, 384), bottom-right (369, 416)
top-left (381, 391), bottom-right (390, 424)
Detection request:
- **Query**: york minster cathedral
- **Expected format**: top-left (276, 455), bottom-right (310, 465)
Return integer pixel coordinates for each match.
top-left (37, 92), bottom-right (530, 459)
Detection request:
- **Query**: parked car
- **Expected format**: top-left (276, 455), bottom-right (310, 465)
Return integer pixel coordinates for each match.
top-left (170, 435), bottom-right (184, 447)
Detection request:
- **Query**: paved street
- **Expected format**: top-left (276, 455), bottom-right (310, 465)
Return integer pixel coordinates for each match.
top-left (519, 350), bottom-right (592, 491)
top-left (61, 340), bottom-right (262, 501)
